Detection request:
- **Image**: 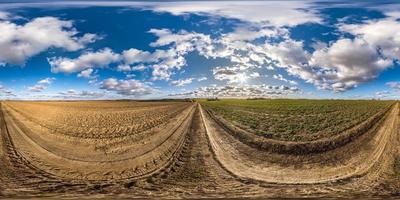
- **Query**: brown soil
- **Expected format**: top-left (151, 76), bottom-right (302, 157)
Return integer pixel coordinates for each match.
top-left (0, 101), bottom-right (399, 199)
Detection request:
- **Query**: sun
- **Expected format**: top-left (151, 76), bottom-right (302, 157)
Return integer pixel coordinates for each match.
top-left (236, 73), bottom-right (248, 84)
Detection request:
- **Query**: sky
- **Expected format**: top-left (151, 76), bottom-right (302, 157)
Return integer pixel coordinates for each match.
top-left (0, 0), bottom-right (400, 100)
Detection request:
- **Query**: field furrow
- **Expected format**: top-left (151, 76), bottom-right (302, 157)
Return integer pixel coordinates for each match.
top-left (0, 100), bottom-right (399, 198)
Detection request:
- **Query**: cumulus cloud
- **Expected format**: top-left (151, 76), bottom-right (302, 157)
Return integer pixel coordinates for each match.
top-left (28, 77), bottom-right (55, 92)
top-left (169, 84), bottom-right (300, 98)
top-left (170, 78), bottom-right (193, 87)
top-left (49, 48), bottom-right (120, 73)
top-left (249, 72), bottom-right (260, 78)
top-left (122, 48), bottom-right (159, 64)
top-left (147, 29), bottom-right (214, 80)
top-left (0, 16), bottom-right (98, 66)
top-left (341, 18), bottom-right (400, 61)
top-left (121, 48), bottom-right (189, 79)
top-left (147, 1), bottom-right (321, 26)
top-left (264, 39), bottom-right (310, 68)
top-left (387, 82), bottom-right (400, 90)
top-left (213, 66), bottom-right (261, 84)
top-left (197, 77), bottom-right (207, 81)
top-left (38, 77), bottom-right (55, 85)
top-left (149, 29), bottom-right (212, 54)
top-left (77, 68), bottom-right (94, 78)
top-left (58, 89), bottom-right (105, 98)
top-left (45, 22), bottom-right (398, 94)
top-left (222, 26), bottom-right (280, 43)
top-left (0, 1), bottom-right (322, 27)
top-left (38, 6), bottom-right (400, 94)
top-left (258, 38), bottom-right (391, 92)
top-left (116, 64), bottom-right (132, 72)
top-left (145, 16), bottom-right (398, 93)
top-left (44, 27), bottom-right (277, 84)
top-left (99, 78), bottom-right (155, 96)
top-left (0, 84), bottom-right (14, 96)
top-left (273, 74), bottom-right (298, 85)
top-left (0, 11), bottom-right (12, 20)
top-left (50, 28), bottom-right (210, 81)
top-left (309, 38), bottom-right (391, 91)
top-left (374, 90), bottom-right (391, 99)
top-left (213, 66), bottom-right (246, 84)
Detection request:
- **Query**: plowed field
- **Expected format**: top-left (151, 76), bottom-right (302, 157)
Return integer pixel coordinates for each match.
top-left (0, 100), bottom-right (399, 198)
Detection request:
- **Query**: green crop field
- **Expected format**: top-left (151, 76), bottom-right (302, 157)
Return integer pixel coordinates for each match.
top-left (201, 99), bottom-right (394, 141)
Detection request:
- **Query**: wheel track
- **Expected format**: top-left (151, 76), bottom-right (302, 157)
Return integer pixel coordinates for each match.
top-left (1, 102), bottom-right (196, 181)
top-left (0, 102), bottom-right (199, 197)
top-left (144, 105), bottom-right (267, 198)
top-left (0, 103), bottom-right (79, 197)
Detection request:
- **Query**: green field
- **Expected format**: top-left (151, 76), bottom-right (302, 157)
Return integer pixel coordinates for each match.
top-left (201, 99), bottom-right (394, 141)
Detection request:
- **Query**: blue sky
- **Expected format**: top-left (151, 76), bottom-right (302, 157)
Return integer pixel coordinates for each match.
top-left (0, 1), bottom-right (400, 100)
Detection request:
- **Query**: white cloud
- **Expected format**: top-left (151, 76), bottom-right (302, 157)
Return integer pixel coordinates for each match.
top-left (122, 48), bottom-right (158, 64)
top-left (58, 89), bottom-right (105, 98)
top-left (213, 66), bottom-right (264, 84)
top-left (0, 84), bottom-right (14, 96)
top-left (264, 40), bottom-right (310, 68)
top-left (45, 27), bottom-right (277, 83)
top-left (0, 16), bottom-right (98, 66)
top-left (170, 78), bottom-right (193, 87)
top-left (374, 90), bottom-right (391, 98)
top-left (213, 66), bottom-right (247, 84)
top-left (48, 30), bottom-right (197, 80)
top-left (99, 78), bottom-right (155, 96)
top-left (151, 53), bottom-right (186, 80)
top-left (28, 77), bottom-right (55, 92)
top-left (132, 64), bottom-right (146, 71)
top-left (0, 1), bottom-right (322, 27)
top-left (36, 8), bottom-right (399, 94)
top-left (341, 18), bottom-right (400, 61)
top-left (149, 29), bottom-right (212, 55)
top-left (146, 29), bottom-right (214, 80)
top-left (387, 81), bottom-right (400, 90)
top-left (249, 72), bottom-right (260, 78)
top-left (28, 85), bottom-right (47, 92)
top-left (77, 68), bottom-right (94, 78)
top-left (256, 37), bottom-right (392, 92)
top-left (122, 47), bottom-right (188, 81)
top-left (197, 77), bottom-right (207, 81)
top-left (37, 77), bottom-right (55, 85)
top-left (158, 13), bottom-right (395, 93)
top-left (0, 11), bottom-right (11, 20)
top-left (222, 26), bottom-right (279, 43)
top-left (49, 48), bottom-right (120, 73)
top-left (147, 1), bottom-right (321, 26)
top-left (273, 74), bottom-right (298, 85)
top-left (170, 84), bottom-right (300, 98)
top-left (309, 38), bottom-right (391, 91)
top-left (116, 64), bottom-right (132, 72)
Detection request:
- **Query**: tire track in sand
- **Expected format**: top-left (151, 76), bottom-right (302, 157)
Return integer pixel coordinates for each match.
top-left (0, 102), bottom-right (196, 181)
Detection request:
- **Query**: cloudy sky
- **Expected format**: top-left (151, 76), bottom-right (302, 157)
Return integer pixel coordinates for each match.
top-left (0, 0), bottom-right (400, 100)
